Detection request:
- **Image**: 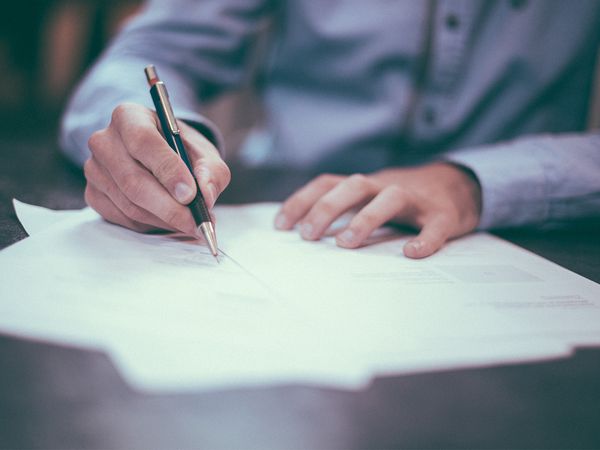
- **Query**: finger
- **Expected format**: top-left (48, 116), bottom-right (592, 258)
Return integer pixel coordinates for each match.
top-left (274, 173), bottom-right (343, 230)
top-left (84, 158), bottom-right (178, 233)
top-left (336, 185), bottom-right (413, 248)
top-left (89, 126), bottom-right (197, 235)
top-left (180, 121), bottom-right (231, 208)
top-left (403, 215), bottom-right (452, 259)
top-left (111, 103), bottom-right (198, 205)
top-left (85, 183), bottom-right (155, 233)
top-left (299, 174), bottom-right (377, 241)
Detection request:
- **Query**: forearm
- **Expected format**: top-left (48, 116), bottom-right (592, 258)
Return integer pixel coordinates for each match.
top-left (59, 0), bottom-right (271, 166)
top-left (60, 56), bottom-right (222, 166)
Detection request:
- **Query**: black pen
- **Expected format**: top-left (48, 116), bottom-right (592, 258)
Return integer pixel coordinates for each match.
top-left (144, 65), bottom-right (219, 259)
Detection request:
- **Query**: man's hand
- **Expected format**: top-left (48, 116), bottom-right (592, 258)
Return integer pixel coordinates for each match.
top-left (274, 163), bottom-right (482, 258)
top-left (84, 103), bottom-right (230, 235)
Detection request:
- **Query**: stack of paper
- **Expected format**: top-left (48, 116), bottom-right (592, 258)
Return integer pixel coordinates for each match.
top-left (0, 200), bottom-right (598, 392)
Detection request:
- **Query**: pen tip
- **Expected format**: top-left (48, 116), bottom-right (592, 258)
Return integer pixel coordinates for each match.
top-left (199, 222), bottom-right (219, 259)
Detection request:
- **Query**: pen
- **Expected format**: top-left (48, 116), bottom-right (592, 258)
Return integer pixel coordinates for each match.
top-left (144, 65), bottom-right (219, 259)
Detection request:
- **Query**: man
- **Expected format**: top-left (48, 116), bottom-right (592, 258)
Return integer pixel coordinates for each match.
top-left (60, 0), bottom-right (600, 258)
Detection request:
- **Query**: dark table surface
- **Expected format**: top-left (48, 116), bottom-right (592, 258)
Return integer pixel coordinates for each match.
top-left (0, 135), bottom-right (599, 449)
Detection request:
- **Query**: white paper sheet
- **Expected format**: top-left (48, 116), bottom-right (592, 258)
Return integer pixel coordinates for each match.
top-left (1, 200), bottom-right (599, 392)
top-left (14, 200), bottom-right (93, 236)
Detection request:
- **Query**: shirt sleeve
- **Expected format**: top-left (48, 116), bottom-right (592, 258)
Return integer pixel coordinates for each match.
top-left (443, 132), bottom-right (600, 229)
top-left (59, 0), bottom-right (272, 166)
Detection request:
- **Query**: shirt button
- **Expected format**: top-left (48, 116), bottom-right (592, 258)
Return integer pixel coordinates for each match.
top-left (423, 107), bottom-right (436, 125)
top-left (509, 0), bottom-right (527, 10)
top-left (445, 14), bottom-right (460, 30)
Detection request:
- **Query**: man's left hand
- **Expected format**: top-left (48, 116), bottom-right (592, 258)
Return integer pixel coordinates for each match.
top-left (274, 163), bottom-right (482, 258)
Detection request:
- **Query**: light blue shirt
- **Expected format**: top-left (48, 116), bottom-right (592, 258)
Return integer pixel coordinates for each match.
top-left (60, 0), bottom-right (600, 229)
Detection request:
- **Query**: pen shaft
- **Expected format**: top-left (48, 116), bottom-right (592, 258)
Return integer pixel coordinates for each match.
top-left (171, 132), bottom-right (212, 225)
top-left (145, 64), bottom-right (219, 258)
top-left (150, 85), bottom-right (211, 225)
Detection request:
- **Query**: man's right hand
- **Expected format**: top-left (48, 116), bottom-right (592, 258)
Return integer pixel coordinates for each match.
top-left (84, 103), bottom-right (230, 235)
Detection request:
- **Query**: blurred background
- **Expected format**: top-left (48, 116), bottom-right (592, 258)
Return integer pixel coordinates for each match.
top-left (0, 1), bottom-right (148, 227)
top-left (0, 1), bottom-right (142, 137)
top-left (0, 0), bottom-right (259, 150)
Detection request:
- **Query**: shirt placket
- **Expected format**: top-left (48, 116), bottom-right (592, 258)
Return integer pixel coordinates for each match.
top-left (411, 0), bottom-right (475, 144)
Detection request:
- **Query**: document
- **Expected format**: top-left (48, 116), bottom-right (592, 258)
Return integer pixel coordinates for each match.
top-left (1, 200), bottom-right (599, 392)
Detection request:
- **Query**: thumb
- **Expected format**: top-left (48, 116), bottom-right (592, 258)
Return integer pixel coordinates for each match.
top-left (403, 215), bottom-right (452, 259)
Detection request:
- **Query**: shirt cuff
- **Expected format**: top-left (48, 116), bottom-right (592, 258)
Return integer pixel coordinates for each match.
top-left (177, 111), bottom-right (226, 158)
top-left (443, 140), bottom-right (550, 229)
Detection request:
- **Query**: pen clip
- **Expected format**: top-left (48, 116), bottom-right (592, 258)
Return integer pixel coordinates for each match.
top-left (145, 65), bottom-right (180, 135)
top-left (154, 83), bottom-right (180, 135)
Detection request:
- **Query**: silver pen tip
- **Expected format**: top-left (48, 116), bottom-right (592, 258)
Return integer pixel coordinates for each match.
top-left (199, 222), bottom-right (219, 258)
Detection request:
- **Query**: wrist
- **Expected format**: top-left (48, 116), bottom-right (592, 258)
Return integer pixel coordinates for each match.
top-left (440, 162), bottom-right (482, 228)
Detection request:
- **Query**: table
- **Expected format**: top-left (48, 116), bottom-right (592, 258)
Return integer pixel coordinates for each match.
top-left (1, 135), bottom-right (599, 449)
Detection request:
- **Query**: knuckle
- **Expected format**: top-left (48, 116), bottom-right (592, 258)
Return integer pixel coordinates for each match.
top-left (87, 130), bottom-right (107, 155)
top-left (313, 197), bottom-right (337, 217)
top-left (215, 161), bottom-right (231, 188)
top-left (111, 103), bottom-right (136, 124)
top-left (353, 211), bottom-right (378, 230)
top-left (162, 207), bottom-right (186, 227)
top-left (153, 153), bottom-right (182, 183)
top-left (127, 124), bottom-right (158, 157)
top-left (104, 181), bottom-right (121, 203)
top-left (83, 159), bottom-right (94, 180)
top-left (315, 173), bottom-right (339, 189)
top-left (383, 184), bottom-right (406, 199)
top-left (347, 173), bottom-right (371, 190)
top-left (345, 173), bottom-right (377, 194)
top-left (119, 200), bottom-right (140, 220)
top-left (121, 176), bottom-right (145, 203)
top-left (124, 204), bottom-right (147, 224)
top-left (83, 185), bottom-right (95, 207)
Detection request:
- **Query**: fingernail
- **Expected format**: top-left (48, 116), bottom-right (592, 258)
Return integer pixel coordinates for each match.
top-left (174, 182), bottom-right (193, 203)
top-left (300, 223), bottom-right (314, 239)
top-left (405, 240), bottom-right (423, 255)
top-left (206, 182), bottom-right (217, 207)
top-left (337, 229), bottom-right (356, 245)
top-left (274, 212), bottom-right (288, 229)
